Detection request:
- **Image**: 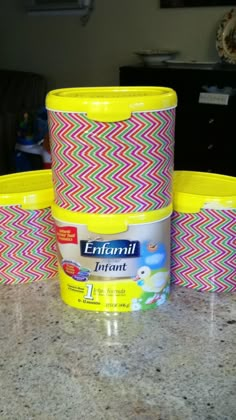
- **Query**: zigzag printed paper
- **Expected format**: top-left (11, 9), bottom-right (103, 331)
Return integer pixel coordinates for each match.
top-left (48, 109), bottom-right (175, 214)
top-left (171, 209), bottom-right (236, 293)
top-left (0, 206), bottom-right (58, 284)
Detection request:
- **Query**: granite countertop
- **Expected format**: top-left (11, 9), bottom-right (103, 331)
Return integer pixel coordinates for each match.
top-left (0, 280), bottom-right (235, 420)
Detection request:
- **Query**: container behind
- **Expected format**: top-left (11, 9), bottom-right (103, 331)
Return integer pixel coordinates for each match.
top-left (0, 170), bottom-right (58, 284)
top-left (171, 171), bottom-right (236, 293)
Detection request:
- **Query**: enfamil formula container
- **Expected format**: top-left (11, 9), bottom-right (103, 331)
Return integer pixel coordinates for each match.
top-left (52, 204), bottom-right (172, 312)
top-left (47, 86), bottom-right (177, 311)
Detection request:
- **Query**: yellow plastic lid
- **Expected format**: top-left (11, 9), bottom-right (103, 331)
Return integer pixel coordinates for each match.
top-left (0, 170), bottom-right (54, 210)
top-left (173, 171), bottom-right (236, 213)
top-left (46, 86), bottom-right (177, 122)
top-left (52, 203), bottom-right (172, 234)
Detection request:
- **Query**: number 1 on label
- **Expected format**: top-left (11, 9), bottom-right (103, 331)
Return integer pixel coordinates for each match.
top-left (84, 284), bottom-right (93, 300)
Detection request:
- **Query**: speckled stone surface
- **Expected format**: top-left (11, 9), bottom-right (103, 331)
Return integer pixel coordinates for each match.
top-left (0, 280), bottom-right (235, 420)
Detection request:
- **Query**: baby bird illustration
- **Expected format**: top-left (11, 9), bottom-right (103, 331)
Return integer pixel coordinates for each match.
top-left (134, 266), bottom-right (169, 305)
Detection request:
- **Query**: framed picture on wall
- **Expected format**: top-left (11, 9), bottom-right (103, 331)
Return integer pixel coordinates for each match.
top-left (160, 1), bottom-right (236, 7)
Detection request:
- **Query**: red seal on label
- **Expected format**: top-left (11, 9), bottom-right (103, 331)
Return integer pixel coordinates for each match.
top-left (62, 260), bottom-right (80, 277)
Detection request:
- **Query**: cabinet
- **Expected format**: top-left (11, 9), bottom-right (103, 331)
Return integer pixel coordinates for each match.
top-left (120, 64), bottom-right (236, 177)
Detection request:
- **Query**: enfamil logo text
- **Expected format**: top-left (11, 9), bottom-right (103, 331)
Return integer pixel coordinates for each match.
top-left (80, 240), bottom-right (140, 258)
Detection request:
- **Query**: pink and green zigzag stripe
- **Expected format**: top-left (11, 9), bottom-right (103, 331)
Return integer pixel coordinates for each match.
top-left (171, 209), bottom-right (236, 293)
top-left (48, 109), bottom-right (175, 214)
top-left (0, 206), bottom-right (58, 284)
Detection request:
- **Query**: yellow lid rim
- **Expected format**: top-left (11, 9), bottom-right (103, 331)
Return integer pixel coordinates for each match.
top-left (46, 86), bottom-right (177, 122)
top-left (52, 203), bottom-right (172, 234)
top-left (173, 171), bottom-right (236, 213)
top-left (0, 170), bottom-right (54, 210)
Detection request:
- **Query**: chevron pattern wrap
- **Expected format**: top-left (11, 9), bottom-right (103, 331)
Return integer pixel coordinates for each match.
top-left (171, 209), bottom-right (236, 293)
top-left (48, 109), bottom-right (175, 213)
top-left (0, 206), bottom-right (58, 284)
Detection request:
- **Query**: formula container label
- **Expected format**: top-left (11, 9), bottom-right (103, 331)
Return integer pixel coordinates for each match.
top-left (55, 219), bottom-right (170, 312)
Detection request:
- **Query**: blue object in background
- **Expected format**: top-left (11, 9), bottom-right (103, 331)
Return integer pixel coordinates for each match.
top-left (14, 151), bottom-right (43, 172)
top-left (34, 107), bottom-right (49, 144)
top-left (14, 151), bottom-right (32, 172)
top-left (14, 107), bottom-right (48, 172)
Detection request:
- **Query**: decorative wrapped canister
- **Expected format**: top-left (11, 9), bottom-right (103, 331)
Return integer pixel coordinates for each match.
top-left (46, 87), bottom-right (177, 214)
top-left (171, 171), bottom-right (236, 293)
top-left (52, 203), bottom-right (172, 312)
top-left (0, 170), bottom-right (58, 284)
